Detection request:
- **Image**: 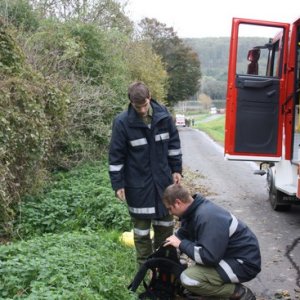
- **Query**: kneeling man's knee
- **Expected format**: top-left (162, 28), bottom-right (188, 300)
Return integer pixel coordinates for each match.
top-left (180, 271), bottom-right (201, 287)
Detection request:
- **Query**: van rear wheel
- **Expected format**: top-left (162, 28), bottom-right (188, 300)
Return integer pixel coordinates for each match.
top-left (269, 189), bottom-right (291, 211)
top-left (267, 168), bottom-right (291, 211)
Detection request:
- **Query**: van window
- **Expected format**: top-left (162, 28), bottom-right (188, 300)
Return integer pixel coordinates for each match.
top-left (236, 24), bottom-right (284, 78)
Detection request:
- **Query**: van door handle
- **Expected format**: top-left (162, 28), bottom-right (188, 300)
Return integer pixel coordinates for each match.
top-left (243, 79), bottom-right (273, 88)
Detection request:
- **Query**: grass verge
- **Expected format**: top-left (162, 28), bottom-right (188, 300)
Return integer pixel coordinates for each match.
top-left (194, 114), bottom-right (225, 143)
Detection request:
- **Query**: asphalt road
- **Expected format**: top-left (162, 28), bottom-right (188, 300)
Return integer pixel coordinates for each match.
top-left (178, 126), bottom-right (300, 300)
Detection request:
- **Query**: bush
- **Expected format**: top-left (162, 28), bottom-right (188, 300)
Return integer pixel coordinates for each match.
top-left (0, 19), bottom-right (24, 73)
top-left (16, 162), bottom-right (132, 237)
top-left (24, 20), bottom-right (129, 169)
top-left (0, 23), bottom-right (67, 237)
top-left (0, 230), bottom-right (137, 299)
top-left (58, 81), bottom-right (122, 168)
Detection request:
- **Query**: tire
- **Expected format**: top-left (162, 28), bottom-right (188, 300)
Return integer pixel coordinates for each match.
top-left (269, 189), bottom-right (291, 211)
top-left (267, 168), bottom-right (292, 211)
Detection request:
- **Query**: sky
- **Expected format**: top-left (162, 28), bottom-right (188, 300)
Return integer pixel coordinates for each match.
top-left (122, 0), bottom-right (300, 38)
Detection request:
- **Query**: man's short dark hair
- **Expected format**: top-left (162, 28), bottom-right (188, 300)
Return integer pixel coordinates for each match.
top-left (163, 184), bottom-right (190, 206)
top-left (128, 81), bottom-right (150, 103)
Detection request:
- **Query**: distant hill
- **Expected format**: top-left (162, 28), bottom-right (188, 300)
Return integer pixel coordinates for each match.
top-left (183, 37), bottom-right (268, 81)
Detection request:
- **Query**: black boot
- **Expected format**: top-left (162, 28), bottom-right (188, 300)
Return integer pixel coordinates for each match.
top-left (182, 289), bottom-right (208, 300)
top-left (230, 284), bottom-right (256, 300)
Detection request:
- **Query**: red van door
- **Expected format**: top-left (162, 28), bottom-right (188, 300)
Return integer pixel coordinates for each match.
top-left (225, 18), bottom-right (290, 161)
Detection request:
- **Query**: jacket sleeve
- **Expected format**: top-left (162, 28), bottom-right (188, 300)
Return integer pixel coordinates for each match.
top-left (179, 214), bottom-right (231, 266)
top-left (108, 118), bottom-right (127, 191)
top-left (167, 116), bottom-right (182, 174)
top-left (175, 222), bottom-right (189, 240)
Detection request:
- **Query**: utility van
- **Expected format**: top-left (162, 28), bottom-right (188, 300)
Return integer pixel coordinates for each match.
top-left (175, 114), bottom-right (186, 127)
top-left (210, 107), bottom-right (217, 114)
top-left (225, 17), bottom-right (300, 211)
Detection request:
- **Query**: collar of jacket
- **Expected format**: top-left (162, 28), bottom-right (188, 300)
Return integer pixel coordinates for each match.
top-left (127, 99), bottom-right (168, 127)
top-left (180, 193), bottom-right (205, 220)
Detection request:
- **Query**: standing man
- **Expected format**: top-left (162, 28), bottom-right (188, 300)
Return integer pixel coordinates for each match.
top-left (109, 81), bottom-right (182, 266)
top-left (163, 184), bottom-right (261, 300)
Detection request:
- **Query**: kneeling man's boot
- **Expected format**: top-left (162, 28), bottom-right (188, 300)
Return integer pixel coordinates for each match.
top-left (229, 284), bottom-right (256, 300)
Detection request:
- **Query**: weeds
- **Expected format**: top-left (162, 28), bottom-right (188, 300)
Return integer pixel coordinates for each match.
top-left (0, 230), bottom-right (137, 299)
top-left (16, 162), bottom-right (131, 238)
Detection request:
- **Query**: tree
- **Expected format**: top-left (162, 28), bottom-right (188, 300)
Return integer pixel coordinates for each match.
top-left (201, 76), bottom-right (226, 100)
top-left (0, 0), bottom-right (39, 31)
top-left (198, 93), bottom-right (212, 110)
top-left (139, 18), bottom-right (201, 106)
top-left (29, 0), bottom-right (133, 34)
top-left (124, 40), bottom-right (168, 102)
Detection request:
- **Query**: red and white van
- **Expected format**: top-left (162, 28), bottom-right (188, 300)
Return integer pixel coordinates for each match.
top-left (225, 17), bottom-right (300, 211)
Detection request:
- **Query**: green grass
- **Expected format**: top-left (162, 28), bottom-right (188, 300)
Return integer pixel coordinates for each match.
top-left (194, 114), bottom-right (225, 143)
top-left (188, 113), bottom-right (210, 122)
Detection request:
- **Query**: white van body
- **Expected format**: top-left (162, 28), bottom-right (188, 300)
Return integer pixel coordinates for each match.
top-left (175, 114), bottom-right (186, 127)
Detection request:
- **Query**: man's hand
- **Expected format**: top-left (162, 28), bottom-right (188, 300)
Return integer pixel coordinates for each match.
top-left (116, 188), bottom-right (126, 202)
top-left (172, 172), bottom-right (182, 184)
top-left (164, 234), bottom-right (181, 248)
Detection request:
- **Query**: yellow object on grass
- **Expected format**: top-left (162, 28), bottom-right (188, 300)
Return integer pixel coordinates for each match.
top-left (120, 229), bottom-right (154, 248)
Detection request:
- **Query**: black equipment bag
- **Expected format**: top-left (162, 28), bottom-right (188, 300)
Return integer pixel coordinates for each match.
top-left (128, 245), bottom-right (186, 299)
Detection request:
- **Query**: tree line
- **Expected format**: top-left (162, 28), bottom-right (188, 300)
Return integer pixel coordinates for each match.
top-left (0, 0), bottom-right (201, 237)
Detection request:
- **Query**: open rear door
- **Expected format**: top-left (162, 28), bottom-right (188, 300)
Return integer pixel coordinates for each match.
top-left (225, 18), bottom-right (290, 161)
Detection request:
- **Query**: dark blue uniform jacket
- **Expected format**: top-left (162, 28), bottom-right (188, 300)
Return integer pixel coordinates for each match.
top-left (177, 194), bottom-right (261, 283)
top-left (109, 100), bottom-right (182, 219)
